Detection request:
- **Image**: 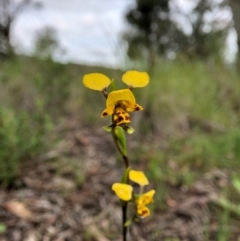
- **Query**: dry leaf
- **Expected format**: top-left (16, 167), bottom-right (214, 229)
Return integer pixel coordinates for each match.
top-left (166, 198), bottom-right (177, 207)
top-left (4, 200), bottom-right (33, 219)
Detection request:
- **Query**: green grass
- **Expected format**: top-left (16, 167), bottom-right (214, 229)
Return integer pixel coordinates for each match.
top-left (142, 60), bottom-right (239, 127)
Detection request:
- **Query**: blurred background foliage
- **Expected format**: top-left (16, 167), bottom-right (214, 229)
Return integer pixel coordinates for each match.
top-left (124, 0), bottom-right (231, 66)
top-left (0, 0), bottom-right (240, 239)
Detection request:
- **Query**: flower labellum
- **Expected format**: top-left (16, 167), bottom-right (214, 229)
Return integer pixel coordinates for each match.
top-left (101, 89), bottom-right (143, 125)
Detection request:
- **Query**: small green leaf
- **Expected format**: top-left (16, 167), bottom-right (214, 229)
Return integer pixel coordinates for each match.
top-left (122, 125), bottom-right (135, 134)
top-left (124, 219), bottom-right (133, 227)
top-left (232, 177), bottom-right (240, 194)
top-left (0, 223), bottom-right (6, 233)
top-left (102, 125), bottom-right (113, 132)
top-left (216, 196), bottom-right (240, 215)
top-left (126, 126), bottom-right (135, 134)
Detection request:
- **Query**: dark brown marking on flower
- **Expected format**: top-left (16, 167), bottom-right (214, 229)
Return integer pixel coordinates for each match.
top-left (113, 106), bottom-right (131, 125)
top-left (134, 105), bottom-right (141, 111)
top-left (141, 210), bottom-right (148, 216)
top-left (118, 116), bottom-right (124, 122)
top-left (102, 112), bottom-right (108, 116)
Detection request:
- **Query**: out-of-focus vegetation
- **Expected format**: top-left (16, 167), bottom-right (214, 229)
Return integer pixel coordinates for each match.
top-left (0, 54), bottom-right (121, 186)
top-left (124, 0), bottom-right (230, 66)
top-left (139, 60), bottom-right (240, 204)
top-left (1, 55), bottom-right (240, 187)
top-left (0, 105), bottom-right (51, 185)
top-left (0, 0), bottom-right (41, 57)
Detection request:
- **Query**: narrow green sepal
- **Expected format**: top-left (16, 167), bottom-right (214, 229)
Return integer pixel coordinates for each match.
top-left (121, 125), bottom-right (135, 134)
top-left (114, 126), bottom-right (127, 156)
top-left (126, 126), bottom-right (135, 134)
top-left (102, 125), bottom-right (113, 132)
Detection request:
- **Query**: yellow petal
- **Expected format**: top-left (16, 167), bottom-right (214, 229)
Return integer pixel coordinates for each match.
top-left (137, 205), bottom-right (150, 218)
top-left (112, 183), bottom-right (133, 201)
top-left (139, 189), bottom-right (155, 205)
top-left (83, 73), bottom-right (111, 91)
top-left (101, 105), bottom-right (114, 117)
top-left (106, 89), bottom-right (135, 109)
top-left (123, 102), bottom-right (143, 112)
top-left (122, 71), bottom-right (149, 88)
top-left (129, 170), bottom-right (149, 186)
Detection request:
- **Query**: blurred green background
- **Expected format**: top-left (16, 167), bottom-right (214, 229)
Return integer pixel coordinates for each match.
top-left (1, 0), bottom-right (240, 240)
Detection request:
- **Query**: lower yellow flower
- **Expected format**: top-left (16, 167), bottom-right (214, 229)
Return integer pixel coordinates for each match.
top-left (101, 89), bottom-right (143, 125)
top-left (136, 189), bottom-right (155, 218)
top-left (112, 183), bottom-right (133, 201)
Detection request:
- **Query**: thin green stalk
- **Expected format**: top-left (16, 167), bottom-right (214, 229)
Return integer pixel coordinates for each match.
top-left (112, 127), bottom-right (129, 241)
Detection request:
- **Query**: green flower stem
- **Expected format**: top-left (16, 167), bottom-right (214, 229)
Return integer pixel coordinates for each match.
top-left (111, 127), bottom-right (129, 168)
top-left (112, 127), bottom-right (129, 241)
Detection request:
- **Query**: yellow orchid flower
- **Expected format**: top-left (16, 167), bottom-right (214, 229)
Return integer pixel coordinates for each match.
top-left (122, 71), bottom-right (149, 88)
top-left (101, 89), bottom-right (143, 125)
top-left (83, 73), bottom-right (111, 91)
top-left (129, 170), bottom-right (149, 186)
top-left (112, 183), bottom-right (133, 201)
top-left (135, 189), bottom-right (155, 218)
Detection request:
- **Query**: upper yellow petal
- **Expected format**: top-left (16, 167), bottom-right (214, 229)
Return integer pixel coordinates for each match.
top-left (129, 170), bottom-right (149, 186)
top-left (83, 73), bottom-right (111, 91)
top-left (106, 89), bottom-right (135, 108)
top-left (122, 71), bottom-right (149, 88)
top-left (112, 183), bottom-right (133, 201)
top-left (138, 189), bottom-right (155, 206)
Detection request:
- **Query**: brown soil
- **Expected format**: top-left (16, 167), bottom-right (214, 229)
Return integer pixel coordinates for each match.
top-left (0, 119), bottom-right (239, 241)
